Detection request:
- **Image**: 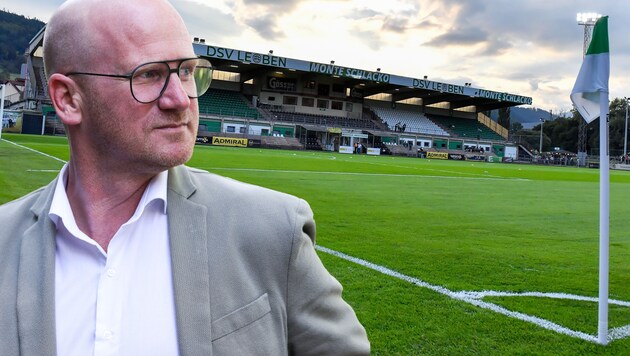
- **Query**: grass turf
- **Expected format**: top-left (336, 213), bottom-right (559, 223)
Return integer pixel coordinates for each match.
top-left (2, 133), bottom-right (630, 354)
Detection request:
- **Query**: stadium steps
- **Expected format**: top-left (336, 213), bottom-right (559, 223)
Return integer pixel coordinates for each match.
top-left (35, 67), bottom-right (48, 99)
top-left (362, 107), bottom-right (389, 131)
top-left (44, 114), bottom-right (66, 136)
top-left (260, 135), bottom-right (303, 150)
top-left (519, 144), bottom-right (534, 159)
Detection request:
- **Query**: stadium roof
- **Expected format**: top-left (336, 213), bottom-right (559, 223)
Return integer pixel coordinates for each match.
top-left (194, 43), bottom-right (533, 113)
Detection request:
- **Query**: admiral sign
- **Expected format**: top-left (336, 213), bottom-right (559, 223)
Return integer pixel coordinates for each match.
top-left (426, 152), bottom-right (449, 160)
top-left (211, 137), bottom-right (248, 147)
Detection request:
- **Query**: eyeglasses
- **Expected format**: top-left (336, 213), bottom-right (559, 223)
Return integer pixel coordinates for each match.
top-left (65, 57), bottom-right (213, 104)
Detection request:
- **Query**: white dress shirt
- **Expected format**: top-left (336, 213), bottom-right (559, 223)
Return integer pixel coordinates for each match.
top-left (49, 165), bottom-right (179, 356)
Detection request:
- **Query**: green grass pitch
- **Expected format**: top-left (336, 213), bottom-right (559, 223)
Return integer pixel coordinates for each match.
top-left (2, 133), bottom-right (630, 354)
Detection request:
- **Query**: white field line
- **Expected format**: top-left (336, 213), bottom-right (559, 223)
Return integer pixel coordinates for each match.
top-left (208, 167), bottom-right (530, 182)
top-left (316, 245), bottom-right (630, 344)
top-left (299, 153), bottom-right (509, 179)
top-left (2, 139), bottom-right (67, 164)
top-left (459, 290), bottom-right (630, 308)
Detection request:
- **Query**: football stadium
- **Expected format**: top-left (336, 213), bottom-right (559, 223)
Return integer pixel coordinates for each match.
top-left (2, 21), bottom-right (630, 354)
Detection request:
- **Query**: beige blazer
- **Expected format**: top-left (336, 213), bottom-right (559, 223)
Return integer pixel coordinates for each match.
top-left (0, 165), bottom-right (370, 355)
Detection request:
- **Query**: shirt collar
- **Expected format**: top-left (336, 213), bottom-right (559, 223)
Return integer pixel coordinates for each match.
top-left (49, 164), bottom-right (169, 232)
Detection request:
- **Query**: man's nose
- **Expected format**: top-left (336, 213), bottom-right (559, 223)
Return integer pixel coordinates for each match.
top-left (158, 72), bottom-right (191, 110)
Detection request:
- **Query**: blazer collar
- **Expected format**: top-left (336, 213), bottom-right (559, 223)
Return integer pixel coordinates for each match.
top-left (167, 165), bottom-right (213, 356)
top-left (18, 178), bottom-right (58, 355)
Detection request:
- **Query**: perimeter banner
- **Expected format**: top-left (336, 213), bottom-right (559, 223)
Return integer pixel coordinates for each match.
top-left (426, 151), bottom-right (449, 160)
top-left (212, 137), bottom-right (248, 147)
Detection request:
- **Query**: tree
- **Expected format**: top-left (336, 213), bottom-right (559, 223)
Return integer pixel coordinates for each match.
top-left (0, 10), bottom-right (45, 80)
top-left (497, 107), bottom-right (511, 129)
top-left (510, 121), bottom-right (523, 134)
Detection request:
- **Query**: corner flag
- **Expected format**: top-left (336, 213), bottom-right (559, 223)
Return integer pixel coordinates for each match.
top-left (570, 15), bottom-right (611, 345)
top-left (570, 16), bottom-right (609, 123)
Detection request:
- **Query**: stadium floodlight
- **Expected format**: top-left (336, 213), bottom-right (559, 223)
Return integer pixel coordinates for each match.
top-left (625, 97), bottom-right (629, 164)
top-left (576, 12), bottom-right (602, 25)
top-left (539, 118), bottom-right (545, 154)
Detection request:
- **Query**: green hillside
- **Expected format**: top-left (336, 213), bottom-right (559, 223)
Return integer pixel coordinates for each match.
top-left (0, 9), bottom-right (45, 80)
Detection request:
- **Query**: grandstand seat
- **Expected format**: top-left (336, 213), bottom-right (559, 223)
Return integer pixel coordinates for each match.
top-left (427, 114), bottom-right (504, 141)
top-left (369, 106), bottom-right (449, 136)
top-left (198, 89), bottom-right (261, 119)
top-left (269, 110), bottom-right (377, 130)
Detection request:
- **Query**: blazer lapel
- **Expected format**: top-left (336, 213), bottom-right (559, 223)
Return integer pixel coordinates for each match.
top-left (17, 181), bottom-right (58, 356)
top-left (167, 166), bottom-right (213, 356)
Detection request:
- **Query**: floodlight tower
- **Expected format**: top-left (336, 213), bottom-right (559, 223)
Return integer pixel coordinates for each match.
top-left (539, 118), bottom-right (545, 155)
top-left (625, 97), bottom-right (629, 164)
top-left (576, 12), bottom-right (602, 166)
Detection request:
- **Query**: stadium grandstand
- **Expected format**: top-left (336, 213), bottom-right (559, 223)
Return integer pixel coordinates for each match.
top-left (10, 27), bottom-right (533, 160)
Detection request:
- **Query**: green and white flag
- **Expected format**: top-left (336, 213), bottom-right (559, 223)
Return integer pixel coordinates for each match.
top-left (570, 16), bottom-right (609, 123)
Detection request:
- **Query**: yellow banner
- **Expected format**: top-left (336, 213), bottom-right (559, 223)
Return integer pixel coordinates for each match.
top-left (212, 137), bottom-right (248, 147)
top-left (426, 151), bottom-right (449, 160)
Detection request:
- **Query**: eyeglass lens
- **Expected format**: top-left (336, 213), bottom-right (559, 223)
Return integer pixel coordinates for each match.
top-left (131, 58), bottom-right (213, 103)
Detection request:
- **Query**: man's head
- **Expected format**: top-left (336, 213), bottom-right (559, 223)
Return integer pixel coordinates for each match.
top-left (44, 0), bottom-right (205, 175)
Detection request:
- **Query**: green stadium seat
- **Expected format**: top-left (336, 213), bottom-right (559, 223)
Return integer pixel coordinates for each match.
top-left (198, 89), bottom-right (261, 119)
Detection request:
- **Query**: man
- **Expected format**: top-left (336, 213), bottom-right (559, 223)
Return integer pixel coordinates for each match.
top-left (0, 0), bottom-right (370, 354)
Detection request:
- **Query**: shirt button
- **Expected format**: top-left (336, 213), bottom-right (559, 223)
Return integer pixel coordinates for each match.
top-left (107, 269), bottom-right (117, 278)
top-left (103, 330), bottom-right (113, 340)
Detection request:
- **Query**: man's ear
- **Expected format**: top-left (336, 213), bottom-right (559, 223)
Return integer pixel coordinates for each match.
top-left (48, 73), bottom-right (84, 126)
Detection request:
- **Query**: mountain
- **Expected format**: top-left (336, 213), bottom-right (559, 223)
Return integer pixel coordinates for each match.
top-left (491, 107), bottom-right (555, 129)
top-left (0, 9), bottom-right (45, 80)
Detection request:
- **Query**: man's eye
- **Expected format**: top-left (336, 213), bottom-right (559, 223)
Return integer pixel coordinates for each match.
top-left (179, 67), bottom-right (194, 78)
top-left (137, 70), bottom-right (162, 80)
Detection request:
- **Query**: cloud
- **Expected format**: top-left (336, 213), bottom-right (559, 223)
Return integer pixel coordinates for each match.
top-left (226, 0), bottom-right (307, 40)
top-left (425, 25), bottom-right (488, 47)
top-left (244, 14), bottom-right (285, 39)
top-left (347, 8), bottom-right (381, 20)
top-left (477, 37), bottom-right (512, 56)
top-left (350, 29), bottom-right (385, 51)
top-left (381, 16), bottom-right (410, 33)
top-left (1, 0), bottom-right (62, 21)
top-left (173, 0), bottom-right (243, 40)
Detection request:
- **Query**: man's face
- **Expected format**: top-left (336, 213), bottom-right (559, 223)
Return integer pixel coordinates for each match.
top-left (76, 2), bottom-right (199, 175)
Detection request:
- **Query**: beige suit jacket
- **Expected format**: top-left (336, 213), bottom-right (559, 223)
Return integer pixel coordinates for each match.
top-left (0, 165), bottom-right (370, 355)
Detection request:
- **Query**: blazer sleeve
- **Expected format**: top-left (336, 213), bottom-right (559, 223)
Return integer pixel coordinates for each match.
top-left (286, 199), bottom-right (370, 355)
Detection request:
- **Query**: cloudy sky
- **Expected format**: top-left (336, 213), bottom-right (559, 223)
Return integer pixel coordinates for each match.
top-left (4, 0), bottom-right (629, 114)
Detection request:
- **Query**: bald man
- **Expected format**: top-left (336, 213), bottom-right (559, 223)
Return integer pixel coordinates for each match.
top-left (0, 0), bottom-right (370, 355)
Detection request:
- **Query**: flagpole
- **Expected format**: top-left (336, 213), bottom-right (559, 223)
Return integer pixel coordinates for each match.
top-left (598, 89), bottom-right (610, 345)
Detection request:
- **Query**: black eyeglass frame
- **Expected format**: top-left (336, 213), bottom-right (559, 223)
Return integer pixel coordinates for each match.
top-left (65, 57), bottom-right (213, 104)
